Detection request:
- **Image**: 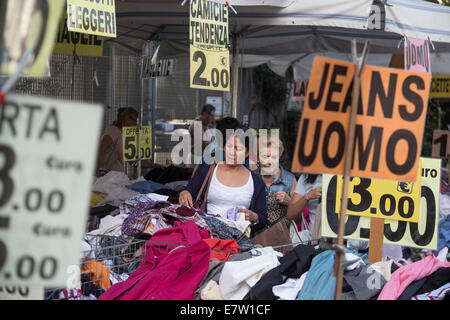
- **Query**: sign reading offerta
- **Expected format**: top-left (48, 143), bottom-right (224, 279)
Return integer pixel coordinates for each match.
top-left (0, 94), bottom-right (103, 286)
top-left (66, 0), bottom-right (116, 38)
top-left (291, 56), bottom-right (431, 182)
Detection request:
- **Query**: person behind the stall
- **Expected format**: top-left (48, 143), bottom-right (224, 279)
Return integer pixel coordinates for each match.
top-left (188, 104), bottom-right (216, 157)
top-left (256, 137), bottom-right (297, 224)
top-left (179, 122), bottom-right (268, 236)
top-left (96, 107), bottom-right (161, 174)
top-left (286, 173), bottom-right (322, 233)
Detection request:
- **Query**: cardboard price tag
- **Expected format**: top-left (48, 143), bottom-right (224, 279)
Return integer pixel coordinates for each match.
top-left (292, 56), bottom-right (431, 182)
top-left (321, 157), bottom-right (440, 250)
top-left (66, 0), bottom-right (116, 38)
top-left (0, 285), bottom-right (43, 300)
top-left (189, 0), bottom-right (230, 92)
top-left (432, 130), bottom-right (450, 159)
top-left (122, 126), bottom-right (152, 162)
top-left (332, 162), bottom-right (422, 222)
top-left (0, 94), bottom-right (103, 286)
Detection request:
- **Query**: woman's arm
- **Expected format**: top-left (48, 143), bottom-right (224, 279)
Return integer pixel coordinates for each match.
top-left (96, 135), bottom-right (114, 169)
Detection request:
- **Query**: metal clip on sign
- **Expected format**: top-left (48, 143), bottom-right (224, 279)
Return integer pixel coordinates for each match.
top-left (428, 36), bottom-right (435, 51)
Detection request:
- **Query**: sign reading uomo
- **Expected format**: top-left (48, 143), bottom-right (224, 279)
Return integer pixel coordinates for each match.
top-left (292, 56), bottom-right (431, 182)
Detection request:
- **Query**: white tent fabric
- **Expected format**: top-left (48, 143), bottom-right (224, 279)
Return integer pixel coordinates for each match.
top-left (113, 0), bottom-right (450, 55)
top-left (239, 52), bottom-right (450, 79)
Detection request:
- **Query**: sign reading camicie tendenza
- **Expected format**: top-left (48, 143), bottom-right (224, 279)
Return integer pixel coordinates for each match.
top-left (190, 0), bottom-right (230, 91)
top-left (291, 56), bottom-right (431, 182)
top-left (0, 94), bottom-right (103, 286)
top-left (66, 0), bottom-right (116, 38)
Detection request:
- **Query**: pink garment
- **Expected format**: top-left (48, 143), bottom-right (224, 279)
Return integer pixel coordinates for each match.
top-left (297, 206), bottom-right (311, 231)
top-left (378, 255), bottom-right (450, 300)
top-left (99, 220), bottom-right (211, 300)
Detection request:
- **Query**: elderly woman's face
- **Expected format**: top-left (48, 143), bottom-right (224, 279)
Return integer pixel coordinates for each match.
top-left (224, 136), bottom-right (247, 166)
top-left (259, 146), bottom-right (280, 175)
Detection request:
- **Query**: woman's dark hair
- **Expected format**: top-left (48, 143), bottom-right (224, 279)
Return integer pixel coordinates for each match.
top-left (305, 174), bottom-right (318, 184)
top-left (201, 104), bottom-right (216, 115)
top-left (215, 117), bottom-right (252, 152)
top-left (113, 107), bottom-right (138, 127)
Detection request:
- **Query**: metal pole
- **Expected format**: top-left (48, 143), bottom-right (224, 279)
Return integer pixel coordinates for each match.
top-left (110, 45), bottom-right (116, 126)
top-left (148, 41), bottom-right (157, 165)
top-left (231, 35), bottom-right (240, 119)
top-left (334, 40), bottom-right (370, 300)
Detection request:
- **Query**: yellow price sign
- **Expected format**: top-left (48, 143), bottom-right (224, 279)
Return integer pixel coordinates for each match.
top-left (122, 126), bottom-right (152, 162)
top-left (190, 45), bottom-right (230, 91)
top-left (333, 163), bottom-right (422, 222)
top-left (66, 0), bottom-right (116, 38)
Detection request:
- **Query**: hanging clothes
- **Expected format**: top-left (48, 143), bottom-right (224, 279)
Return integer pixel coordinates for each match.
top-left (297, 250), bottom-right (336, 300)
top-left (99, 221), bottom-right (211, 300)
top-left (378, 255), bottom-right (450, 300)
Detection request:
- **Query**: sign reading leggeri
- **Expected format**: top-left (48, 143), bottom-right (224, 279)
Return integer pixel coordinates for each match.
top-left (189, 0), bottom-right (230, 91)
top-left (291, 56), bottom-right (431, 182)
top-left (54, 12), bottom-right (104, 56)
top-left (66, 0), bottom-right (116, 38)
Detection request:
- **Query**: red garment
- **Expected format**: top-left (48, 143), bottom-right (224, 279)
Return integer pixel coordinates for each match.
top-left (99, 221), bottom-right (211, 300)
top-left (203, 239), bottom-right (240, 261)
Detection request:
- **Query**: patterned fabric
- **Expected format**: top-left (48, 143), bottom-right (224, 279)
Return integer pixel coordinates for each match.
top-left (203, 216), bottom-right (254, 251)
top-left (266, 192), bottom-right (287, 224)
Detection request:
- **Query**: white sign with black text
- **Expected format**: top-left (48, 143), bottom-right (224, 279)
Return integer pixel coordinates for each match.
top-left (0, 94), bottom-right (103, 286)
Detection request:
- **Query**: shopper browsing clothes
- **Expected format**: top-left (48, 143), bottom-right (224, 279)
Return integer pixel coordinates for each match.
top-left (96, 107), bottom-right (161, 175)
top-left (286, 173), bottom-right (322, 234)
top-left (256, 137), bottom-right (297, 224)
top-left (179, 122), bottom-right (268, 237)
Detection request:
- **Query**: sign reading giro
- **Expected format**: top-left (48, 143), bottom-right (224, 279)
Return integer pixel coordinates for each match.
top-left (291, 56), bottom-right (431, 182)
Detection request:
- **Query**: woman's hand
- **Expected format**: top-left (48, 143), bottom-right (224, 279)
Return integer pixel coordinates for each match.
top-left (238, 208), bottom-right (259, 224)
top-left (179, 190), bottom-right (193, 207)
top-left (305, 187), bottom-right (322, 201)
top-left (276, 191), bottom-right (292, 206)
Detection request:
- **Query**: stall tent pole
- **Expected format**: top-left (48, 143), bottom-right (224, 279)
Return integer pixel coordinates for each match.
top-left (149, 41), bottom-right (157, 165)
top-left (333, 40), bottom-right (370, 300)
top-left (231, 35), bottom-right (240, 119)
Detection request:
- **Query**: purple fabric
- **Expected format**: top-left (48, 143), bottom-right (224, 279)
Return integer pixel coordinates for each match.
top-left (225, 206), bottom-right (245, 221)
top-left (99, 221), bottom-right (211, 300)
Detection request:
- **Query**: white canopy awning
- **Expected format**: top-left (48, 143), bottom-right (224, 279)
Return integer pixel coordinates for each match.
top-left (112, 0), bottom-right (450, 55)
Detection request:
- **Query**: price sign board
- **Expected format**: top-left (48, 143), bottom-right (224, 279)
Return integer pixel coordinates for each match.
top-left (189, 0), bottom-right (230, 91)
top-left (432, 130), bottom-right (450, 159)
top-left (0, 285), bottom-right (43, 300)
top-left (54, 12), bottom-right (104, 57)
top-left (122, 126), bottom-right (152, 162)
top-left (332, 163), bottom-right (422, 222)
top-left (291, 56), bottom-right (431, 182)
top-left (66, 0), bottom-right (116, 38)
top-left (322, 157), bottom-right (440, 250)
top-left (0, 94), bottom-right (103, 286)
